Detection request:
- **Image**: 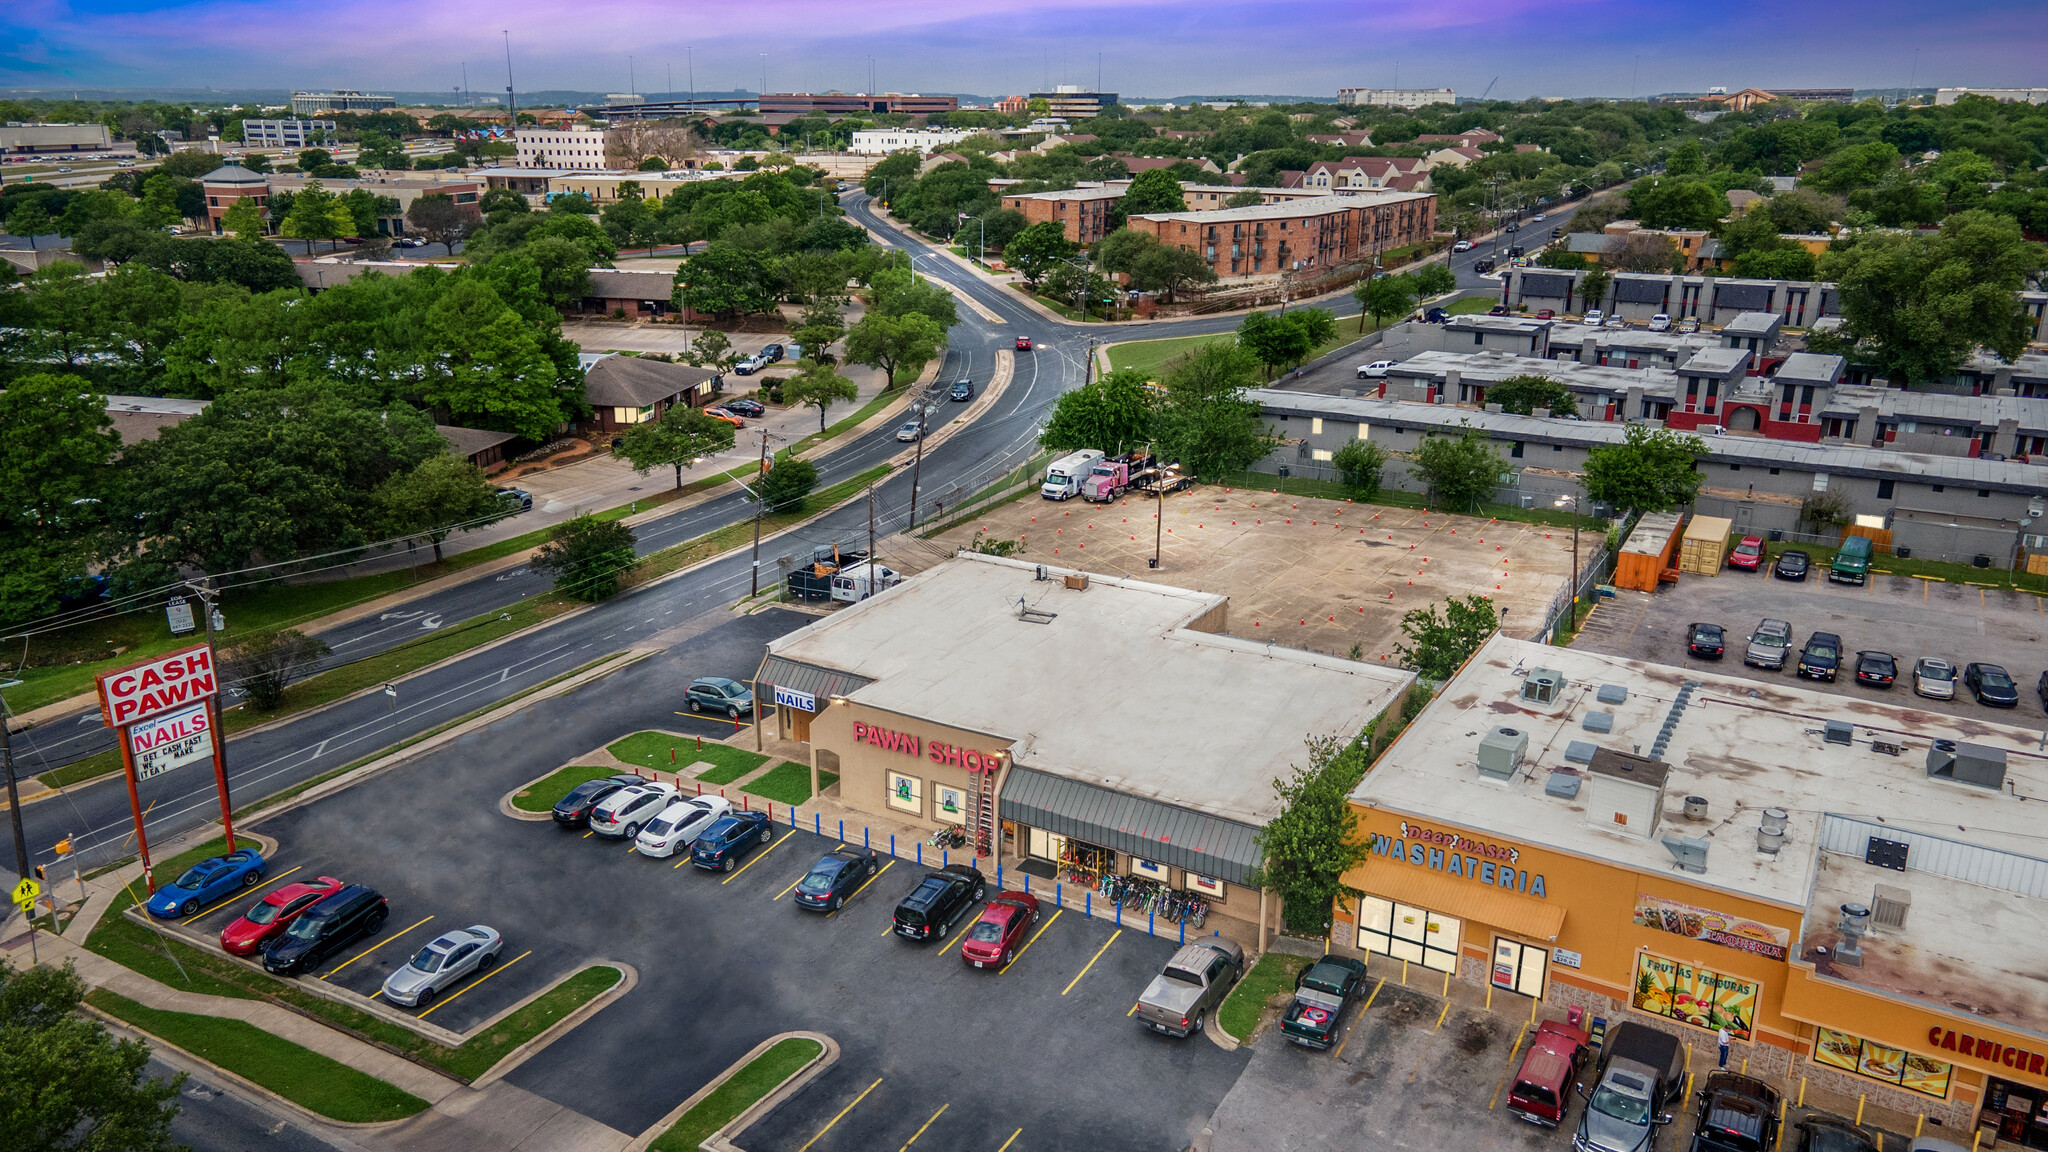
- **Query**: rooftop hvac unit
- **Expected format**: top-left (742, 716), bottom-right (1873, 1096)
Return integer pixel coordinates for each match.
top-left (1477, 726), bottom-right (1529, 781)
top-left (1834, 903), bottom-right (1871, 967)
top-left (1871, 884), bottom-right (1911, 932)
top-left (1757, 807), bottom-right (1788, 854)
top-left (1927, 739), bottom-right (2007, 790)
top-left (1823, 720), bottom-right (1854, 746)
top-left (1660, 832), bottom-right (1708, 874)
top-left (1521, 668), bottom-right (1566, 705)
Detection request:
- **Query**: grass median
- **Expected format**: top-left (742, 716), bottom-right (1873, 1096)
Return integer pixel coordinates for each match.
top-left (1218, 952), bottom-right (1309, 1043)
top-left (741, 762), bottom-right (832, 806)
top-left (88, 990), bottom-right (430, 1123)
top-left (610, 732), bottom-right (766, 782)
top-left (511, 766), bottom-right (618, 812)
top-left (650, 1036), bottom-right (824, 1152)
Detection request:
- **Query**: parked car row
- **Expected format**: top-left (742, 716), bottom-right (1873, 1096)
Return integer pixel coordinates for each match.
top-left (1687, 616), bottom-right (2037, 709)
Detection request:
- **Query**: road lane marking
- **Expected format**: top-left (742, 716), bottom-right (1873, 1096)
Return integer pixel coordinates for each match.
top-left (324, 915), bottom-right (433, 979)
top-left (829, 860), bottom-right (893, 917)
top-left (721, 830), bottom-right (793, 884)
top-left (417, 949), bottom-right (530, 1020)
top-left (899, 1103), bottom-right (947, 1151)
top-left (182, 865), bottom-right (304, 924)
top-left (1061, 928), bottom-right (1121, 995)
top-left (799, 1077), bottom-right (882, 1152)
top-left (998, 909), bottom-right (1061, 974)
top-left (996, 1129), bottom-right (1022, 1152)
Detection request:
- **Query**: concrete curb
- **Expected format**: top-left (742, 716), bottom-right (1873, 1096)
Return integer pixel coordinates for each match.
top-left (624, 1030), bottom-right (839, 1152)
top-left (469, 961), bottom-right (636, 1089)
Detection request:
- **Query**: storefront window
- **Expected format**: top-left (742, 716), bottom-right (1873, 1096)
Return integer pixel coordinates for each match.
top-left (1631, 952), bottom-right (1758, 1040)
top-left (887, 771), bottom-right (922, 815)
top-left (931, 783), bottom-right (966, 826)
top-left (1358, 896), bottom-right (1461, 973)
top-left (1813, 1028), bottom-right (1952, 1099)
top-left (1026, 827), bottom-right (1065, 862)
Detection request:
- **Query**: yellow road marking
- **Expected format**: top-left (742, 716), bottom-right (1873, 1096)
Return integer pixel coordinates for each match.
top-left (625, 845), bottom-right (637, 854)
top-left (183, 865), bottom-right (304, 924)
top-left (881, 923), bottom-right (897, 937)
top-left (1061, 928), bottom-right (1121, 995)
top-left (722, 830), bottom-right (793, 884)
top-left (830, 860), bottom-right (893, 917)
top-left (776, 873), bottom-right (807, 900)
top-left (324, 915), bottom-right (433, 978)
top-left (417, 949), bottom-right (530, 1020)
top-left (1489, 1023), bottom-right (1532, 1111)
top-left (998, 908), bottom-right (1062, 974)
top-left (799, 1077), bottom-right (882, 1152)
top-left (899, 1103), bottom-right (947, 1151)
top-left (582, 831), bottom-right (594, 839)
top-left (1432, 1000), bottom-right (1451, 1031)
top-left (1126, 1001), bottom-right (1139, 1017)
top-left (996, 1129), bottom-right (1022, 1152)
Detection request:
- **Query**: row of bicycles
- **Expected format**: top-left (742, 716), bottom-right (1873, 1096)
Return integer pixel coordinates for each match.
top-left (1096, 872), bottom-right (1209, 928)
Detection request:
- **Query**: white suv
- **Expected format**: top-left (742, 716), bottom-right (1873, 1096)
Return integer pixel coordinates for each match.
top-left (1648, 314), bottom-right (1672, 332)
top-left (589, 782), bottom-right (679, 839)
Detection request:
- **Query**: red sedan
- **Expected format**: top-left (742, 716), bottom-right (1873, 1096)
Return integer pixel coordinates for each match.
top-left (1728, 535), bottom-right (1766, 571)
top-left (959, 891), bottom-right (1038, 969)
top-left (1015, 336), bottom-right (1033, 351)
top-left (219, 876), bottom-right (346, 956)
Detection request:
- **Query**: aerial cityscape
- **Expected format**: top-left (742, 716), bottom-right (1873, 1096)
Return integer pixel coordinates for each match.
top-left (4, 3), bottom-right (2048, 1151)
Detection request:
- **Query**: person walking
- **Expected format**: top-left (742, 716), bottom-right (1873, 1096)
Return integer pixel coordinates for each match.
top-left (1718, 1026), bottom-right (1732, 1068)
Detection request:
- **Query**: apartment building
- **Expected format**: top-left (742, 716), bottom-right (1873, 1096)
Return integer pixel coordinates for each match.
top-left (1000, 186), bottom-right (1127, 245)
top-left (514, 125), bottom-right (609, 168)
top-left (1301, 156), bottom-right (1430, 191)
top-left (1129, 191), bottom-right (1435, 280)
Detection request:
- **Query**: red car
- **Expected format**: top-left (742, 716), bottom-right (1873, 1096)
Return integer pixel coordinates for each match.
top-left (1535, 308), bottom-right (1555, 320)
top-left (219, 876), bottom-right (346, 956)
top-left (1728, 535), bottom-right (1765, 571)
top-left (1507, 1019), bottom-right (1592, 1126)
top-left (1015, 336), bottom-right (1033, 350)
top-left (959, 891), bottom-right (1038, 969)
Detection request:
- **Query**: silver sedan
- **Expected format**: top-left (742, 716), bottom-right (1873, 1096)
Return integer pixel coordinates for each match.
top-left (380, 925), bottom-right (503, 1007)
top-left (1913, 657), bottom-right (1958, 700)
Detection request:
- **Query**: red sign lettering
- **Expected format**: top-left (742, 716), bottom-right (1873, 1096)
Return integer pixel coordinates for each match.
top-left (97, 644), bottom-right (219, 729)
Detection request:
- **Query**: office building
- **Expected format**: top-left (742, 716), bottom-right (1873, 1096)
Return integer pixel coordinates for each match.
top-left (239, 119), bottom-right (335, 149)
top-left (1336, 87), bottom-right (1457, 109)
top-left (289, 90), bottom-right (397, 115)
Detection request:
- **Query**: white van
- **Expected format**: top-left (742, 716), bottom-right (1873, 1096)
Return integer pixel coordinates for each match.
top-left (830, 562), bottom-right (902, 603)
top-left (1041, 450), bottom-right (1105, 501)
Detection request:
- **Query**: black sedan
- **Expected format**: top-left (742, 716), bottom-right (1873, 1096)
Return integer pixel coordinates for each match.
top-left (551, 774), bottom-right (646, 828)
top-left (1854, 651), bottom-right (1897, 689)
top-left (949, 378), bottom-right (973, 401)
top-left (793, 845), bottom-right (882, 912)
top-left (724, 398), bottom-right (765, 418)
top-left (1773, 549), bottom-right (1810, 581)
top-left (1687, 622), bottom-right (1726, 660)
top-left (690, 811), bottom-right (777, 872)
top-left (1964, 662), bottom-right (2020, 708)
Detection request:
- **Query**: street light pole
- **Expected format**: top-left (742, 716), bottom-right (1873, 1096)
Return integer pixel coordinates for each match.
top-left (907, 383), bottom-right (933, 530)
top-left (1554, 495), bottom-right (1581, 641)
top-left (749, 429), bottom-right (770, 596)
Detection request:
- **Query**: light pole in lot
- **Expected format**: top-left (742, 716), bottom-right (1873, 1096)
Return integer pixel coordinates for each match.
top-left (1554, 494), bottom-right (1582, 640)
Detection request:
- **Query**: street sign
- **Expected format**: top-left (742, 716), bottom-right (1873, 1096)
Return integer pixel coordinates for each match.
top-left (127, 701), bottom-right (214, 781)
top-left (11, 878), bottom-right (40, 905)
top-left (166, 596), bottom-right (196, 635)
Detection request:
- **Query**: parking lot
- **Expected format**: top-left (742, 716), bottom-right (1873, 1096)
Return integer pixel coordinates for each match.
top-left (240, 608), bottom-right (1249, 1147)
top-left (1575, 566), bottom-right (2048, 721)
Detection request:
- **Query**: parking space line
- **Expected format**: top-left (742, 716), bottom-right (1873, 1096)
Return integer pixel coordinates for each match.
top-left (798, 1076), bottom-right (882, 1151)
top-left (829, 861), bottom-right (893, 917)
top-left (582, 831), bottom-right (594, 839)
top-left (1126, 1002), bottom-right (1139, 1017)
top-left (776, 873), bottom-right (807, 900)
top-left (1360, 977), bottom-right (1384, 1014)
top-left (899, 1103), bottom-right (947, 1150)
top-left (1061, 928), bottom-right (1120, 995)
top-left (1488, 1023), bottom-right (1532, 1111)
top-left (998, 909), bottom-right (1062, 974)
top-left (996, 1129), bottom-right (1022, 1152)
top-left (722, 831), bottom-right (795, 884)
top-left (182, 865), bottom-right (304, 924)
top-left (417, 949), bottom-right (531, 1020)
top-left (881, 923), bottom-right (896, 937)
top-left (324, 915), bottom-right (434, 978)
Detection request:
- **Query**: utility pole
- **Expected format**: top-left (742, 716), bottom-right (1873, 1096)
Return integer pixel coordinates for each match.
top-left (1151, 444), bottom-right (1166, 570)
top-left (688, 46), bottom-right (695, 111)
top-left (3, 697), bottom-right (33, 917)
top-left (907, 381), bottom-right (935, 530)
top-left (867, 484), bottom-right (877, 562)
top-left (190, 579), bottom-right (237, 852)
top-left (503, 31), bottom-right (516, 121)
top-left (749, 429), bottom-right (771, 596)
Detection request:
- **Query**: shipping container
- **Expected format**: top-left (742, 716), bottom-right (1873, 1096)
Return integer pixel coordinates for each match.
top-left (1612, 511), bottom-right (1686, 592)
top-left (1679, 515), bottom-right (1732, 576)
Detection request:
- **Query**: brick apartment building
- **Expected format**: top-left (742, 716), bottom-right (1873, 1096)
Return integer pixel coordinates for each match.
top-left (1130, 192), bottom-right (1436, 279)
top-left (1000, 186), bottom-right (1126, 245)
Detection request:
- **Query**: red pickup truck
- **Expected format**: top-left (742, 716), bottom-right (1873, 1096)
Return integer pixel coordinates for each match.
top-left (1508, 1019), bottom-right (1593, 1127)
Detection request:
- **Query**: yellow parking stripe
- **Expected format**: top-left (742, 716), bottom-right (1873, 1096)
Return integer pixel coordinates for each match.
top-left (721, 830), bottom-right (793, 884)
top-left (182, 865), bottom-right (304, 924)
top-left (323, 915), bottom-right (433, 979)
top-left (1060, 928), bottom-right (1120, 996)
top-left (998, 909), bottom-right (1062, 974)
top-left (799, 1077), bottom-right (882, 1152)
top-left (899, 1103), bottom-right (947, 1151)
top-left (829, 861), bottom-right (893, 917)
top-left (582, 831), bottom-right (594, 839)
top-left (996, 1129), bottom-right (1022, 1151)
top-left (776, 873), bottom-right (806, 899)
top-left (416, 949), bottom-right (531, 1020)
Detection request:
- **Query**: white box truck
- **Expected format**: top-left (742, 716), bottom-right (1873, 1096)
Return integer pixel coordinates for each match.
top-left (1041, 449), bottom-right (1105, 501)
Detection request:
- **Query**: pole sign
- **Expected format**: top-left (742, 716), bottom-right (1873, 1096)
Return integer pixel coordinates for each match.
top-left (165, 596), bottom-right (196, 635)
top-left (93, 643), bottom-right (236, 892)
top-left (95, 643), bottom-right (218, 728)
top-left (127, 702), bottom-right (214, 782)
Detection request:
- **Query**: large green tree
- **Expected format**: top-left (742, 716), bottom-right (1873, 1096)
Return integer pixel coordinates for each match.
top-left (417, 278), bottom-right (568, 439)
top-left (279, 179), bottom-right (352, 251)
top-left (0, 375), bottom-right (121, 625)
top-left (1487, 374), bottom-right (1579, 417)
top-left (1119, 168), bottom-right (1187, 215)
top-left (673, 242), bottom-right (777, 318)
top-left (1408, 426), bottom-right (1505, 512)
top-left (1581, 423), bottom-right (1707, 513)
top-left (866, 266), bottom-right (958, 329)
top-left (1357, 273), bottom-right (1418, 333)
top-left (843, 310), bottom-right (945, 389)
top-left (1395, 593), bottom-right (1502, 680)
top-left (757, 456), bottom-right (820, 513)
top-left (0, 961), bottom-right (185, 1152)
top-left (1237, 309), bottom-right (1334, 378)
top-left (1004, 220), bottom-right (1077, 286)
top-left (533, 515), bottom-right (638, 601)
top-left (781, 358), bottom-right (860, 430)
top-left (1040, 368), bottom-right (1157, 457)
top-left (370, 452), bottom-right (508, 562)
top-left (1152, 340), bottom-right (1279, 480)
top-left (614, 403), bottom-right (738, 488)
top-left (1251, 735), bottom-right (1374, 935)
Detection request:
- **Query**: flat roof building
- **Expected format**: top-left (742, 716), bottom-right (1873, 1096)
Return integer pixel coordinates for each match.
top-left (760, 92), bottom-right (958, 116)
top-left (1336, 87), bottom-right (1457, 109)
top-left (239, 119), bottom-right (334, 150)
top-left (1029, 86), bottom-right (1118, 119)
top-left (849, 127), bottom-right (977, 156)
top-left (0, 123), bottom-right (112, 154)
top-left (515, 125), bottom-right (610, 168)
top-left (1130, 191), bottom-right (1436, 282)
top-left (290, 90), bottom-right (396, 115)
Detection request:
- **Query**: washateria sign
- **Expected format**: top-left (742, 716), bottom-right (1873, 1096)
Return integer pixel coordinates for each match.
top-left (96, 643), bottom-right (219, 727)
top-left (1368, 822), bottom-right (1548, 898)
top-left (127, 702), bottom-right (213, 782)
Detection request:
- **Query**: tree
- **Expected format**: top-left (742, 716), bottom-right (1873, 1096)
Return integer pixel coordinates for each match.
top-left (866, 266), bottom-right (958, 329)
top-left (792, 303), bottom-right (846, 362)
top-left (1394, 593), bottom-right (1501, 680)
top-left (1040, 368), bottom-right (1157, 457)
top-left (1800, 490), bottom-right (1852, 533)
top-left (1411, 261), bottom-right (1457, 298)
top-left (1251, 734), bottom-right (1373, 935)
top-left (1356, 273), bottom-right (1418, 333)
top-left (0, 960), bottom-right (185, 1152)
top-left (219, 197), bottom-right (264, 238)
top-left (407, 193), bottom-right (479, 251)
top-left (1606, 231), bottom-right (1685, 273)
top-left (518, 234), bottom-right (595, 308)
top-left (1626, 176), bottom-right (1727, 231)
top-left (1224, 188), bottom-right (1265, 208)
top-left (757, 456), bottom-right (820, 513)
top-left (532, 514), bottom-right (638, 601)
top-left (0, 373), bottom-right (120, 625)
top-left (674, 243), bottom-right (777, 318)
top-left (614, 403), bottom-right (738, 488)
top-left (549, 191), bottom-right (596, 214)
top-left (371, 452), bottom-right (507, 561)
top-left (1092, 227), bottom-right (1157, 277)
top-left (1487, 374), bottom-right (1579, 417)
top-left (220, 629), bottom-right (330, 710)
top-left (1152, 340), bottom-right (1279, 480)
top-left (1236, 309), bottom-right (1333, 379)
top-left (1330, 438), bottom-right (1389, 498)
top-left (6, 202), bottom-right (53, 249)
top-left (296, 147), bottom-right (333, 172)
top-left (1579, 267), bottom-right (1610, 311)
top-left (1408, 426), bottom-right (1505, 512)
top-left (1129, 244), bottom-right (1217, 299)
top-left (782, 359), bottom-right (860, 430)
top-left (479, 187), bottom-right (530, 218)
top-left (684, 328), bottom-right (738, 373)
top-left (1581, 423), bottom-right (1707, 513)
top-left (1120, 168), bottom-right (1187, 215)
top-left (279, 180), bottom-right (350, 251)
top-left (638, 155), bottom-right (670, 171)
top-left (844, 310), bottom-right (945, 389)
top-left (1004, 220), bottom-right (1077, 285)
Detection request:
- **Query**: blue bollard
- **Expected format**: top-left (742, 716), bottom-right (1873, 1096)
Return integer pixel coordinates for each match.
top-left (916, 843), bottom-right (923, 865)
top-left (864, 826), bottom-right (870, 849)
top-left (1179, 919), bottom-right (1185, 945)
top-left (997, 864), bottom-right (1003, 889)
top-left (790, 807), bottom-right (797, 827)
top-left (1116, 900), bottom-right (1123, 927)
top-left (1085, 891), bottom-right (1091, 918)
top-left (943, 848), bottom-right (948, 867)
top-left (838, 819), bottom-right (844, 842)
top-left (1148, 907), bottom-right (1155, 937)
top-left (1023, 873), bottom-right (1030, 896)
top-left (814, 812), bottom-right (820, 835)
top-left (890, 834), bottom-right (896, 858)
top-left (1056, 882), bottom-right (1062, 910)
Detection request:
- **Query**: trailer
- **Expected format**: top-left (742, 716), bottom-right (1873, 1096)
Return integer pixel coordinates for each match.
top-left (1133, 463), bottom-right (1193, 496)
top-left (784, 544), bottom-right (868, 602)
top-left (1678, 515), bottom-right (1732, 577)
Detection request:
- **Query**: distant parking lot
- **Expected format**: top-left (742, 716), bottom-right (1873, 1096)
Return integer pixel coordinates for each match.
top-left (1574, 566), bottom-right (2048, 720)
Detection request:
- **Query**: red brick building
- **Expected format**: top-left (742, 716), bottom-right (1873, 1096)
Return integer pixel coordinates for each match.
top-left (1130, 192), bottom-right (1435, 280)
top-left (999, 186), bottom-right (1125, 245)
top-left (201, 163), bottom-right (273, 234)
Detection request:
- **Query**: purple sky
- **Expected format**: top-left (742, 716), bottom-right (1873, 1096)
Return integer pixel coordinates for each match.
top-left (4, 0), bottom-right (2043, 98)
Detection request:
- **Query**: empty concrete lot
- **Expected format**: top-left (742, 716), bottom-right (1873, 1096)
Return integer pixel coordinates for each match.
top-left (932, 485), bottom-right (1587, 665)
top-left (1573, 569), bottom-right (2048, 720)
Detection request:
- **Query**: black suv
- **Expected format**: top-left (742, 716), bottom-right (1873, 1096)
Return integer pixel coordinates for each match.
top-left (690, 811), bottom-right (777, 872)
top-left (893, 864), bottom-right (985, 941)
top-left (1797, 631), bottom-right (1842, 681)
top-left (1687, 1071), bottom-right (1780, 1152)
top-left (793, 845), bottom-right (882, 912)
top-left (551, 774), bottom-right (644, 828)
top-left (262, 885), bottom-right (388, 976)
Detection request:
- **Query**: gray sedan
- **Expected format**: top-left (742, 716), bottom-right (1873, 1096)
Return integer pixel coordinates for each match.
top-left (380, 925), bottom-right (503, 1007)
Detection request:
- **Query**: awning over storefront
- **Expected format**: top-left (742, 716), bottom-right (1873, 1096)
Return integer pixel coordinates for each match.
top-left (1000, 767), bottom-right (1263, 886)
top-left (753, 655), bottom-right (873, 705)
top-left (1359, 859), bottom-right (1566, 942)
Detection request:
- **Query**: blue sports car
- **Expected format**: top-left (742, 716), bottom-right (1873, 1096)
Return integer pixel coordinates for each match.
top-left (146, 848), bottom-right (268, 918)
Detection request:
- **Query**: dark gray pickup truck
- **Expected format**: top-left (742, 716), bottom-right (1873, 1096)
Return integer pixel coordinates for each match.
top-left (1134, 938), bottom-right (1244, 1038)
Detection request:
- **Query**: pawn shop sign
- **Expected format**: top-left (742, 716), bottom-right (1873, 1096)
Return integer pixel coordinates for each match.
top-left (93, 642), bottom-right (237, 893)
top-left (96, 643), bottom-right (219, 728)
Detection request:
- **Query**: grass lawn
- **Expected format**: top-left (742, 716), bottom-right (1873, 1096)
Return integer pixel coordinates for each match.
top-left (610, 732), bottom-right (766, 781)
top-left (1445, 295), bottom-right (1497, 315)
top-left (87, 990), bottom-right (429, 1123)
top-left (741, 761), bottom-right (828, 806)
top-left (649, 1036), bottom-right (824, 1152)
top-left (512, 766), bottom-right (620, 812)
top-left (1105, 332), bottom-right (1233, 381)
top-left (1218, 952), bottom-right (1309, 1043)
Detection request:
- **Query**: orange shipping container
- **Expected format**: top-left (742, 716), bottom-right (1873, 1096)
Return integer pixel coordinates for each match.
top-left (1613, 512), bottom-right (1686, 592)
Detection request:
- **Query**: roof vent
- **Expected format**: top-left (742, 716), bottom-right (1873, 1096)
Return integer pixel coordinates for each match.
top-left (1682, 796), bottom-right (1708, 821)
top-left (1871, 884), bottom-right (1911, 932)
top-left (1835, 903), bottom-right (1871, 967)
top-left (1596, 684), bottom-right (1628, 705)
top-left (1928, 740), bottom-right (2006, 790)
top-left (1823, 720), bottom-right (1853, 746)
top-left (1521, 668), bottom-right (1566, 705)
top-left (1477, 726), bottom-right (1529, 781)
top-left (1757, 807), bottom-right (1788, 854)
top-left (1583, 712), bottom-right (1614, 733)
top-left (1649, 681), bottom-right (1698, 760)
top-left (1545, 770), bottom-right (1581, 799)
top-left (1660, 833), bottom-right (1708, 874)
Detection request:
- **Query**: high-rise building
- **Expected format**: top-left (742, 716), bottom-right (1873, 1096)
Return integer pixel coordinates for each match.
top-left (290, 90), bottom-right (397, 116)
top-left (1028, 86), bottom-right (1118, 119)
top-left (1336, 87), bottom-right (1457, 110)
